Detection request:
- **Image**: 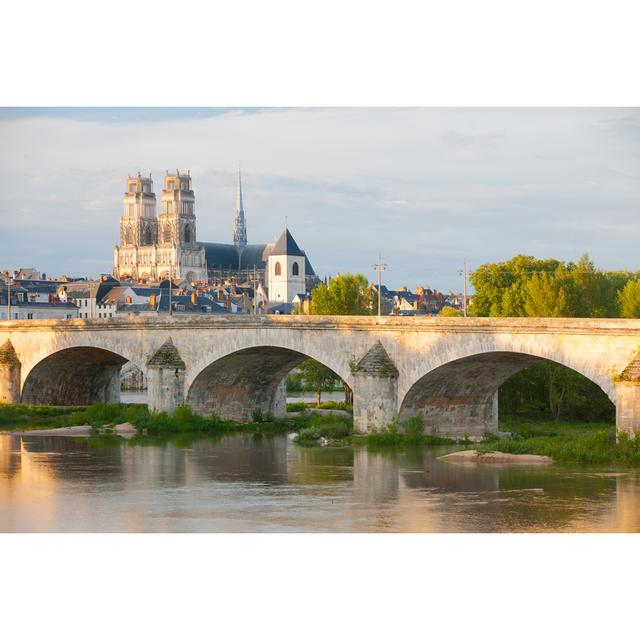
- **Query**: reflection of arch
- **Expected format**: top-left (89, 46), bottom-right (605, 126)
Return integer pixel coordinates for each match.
top-left (186, 346), bottom-right (344, 421)
top-left (274, 261), bottom-right (281, 276)
top-left (22, 347), bottom-right (128, 406)
top-left (398, 351), bottom-right (613, 437)
top-left (292, 261), bottom-right (299, 276)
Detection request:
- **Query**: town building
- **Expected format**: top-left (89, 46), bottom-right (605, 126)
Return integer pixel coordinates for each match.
top-left (112, 169), bottom-right (319, 303)
top-left (0, 291), bottom-right (78, 320)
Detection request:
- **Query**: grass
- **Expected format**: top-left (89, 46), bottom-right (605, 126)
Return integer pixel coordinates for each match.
top-left (293, 415), bottom-right (469, 448)
top-left (0, 402), bottom-right (298, 436)
top-left (477, 418), bottom-right (640, 466)
top-left (0, 403), bottom-right (83, 430)
top-left (355, 417), bottom-right (471, 448)
top-left (287, 400), bottom-right (352, 412)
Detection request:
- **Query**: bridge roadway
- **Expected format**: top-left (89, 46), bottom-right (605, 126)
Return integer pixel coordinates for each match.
top-left (2, 315), bottom-right (640, 438)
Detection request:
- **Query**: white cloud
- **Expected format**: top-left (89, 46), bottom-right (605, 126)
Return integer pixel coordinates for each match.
top-left (0, 107), bottom-right (639, 289)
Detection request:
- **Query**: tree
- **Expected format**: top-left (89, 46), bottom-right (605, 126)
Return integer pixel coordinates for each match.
top-left (310, 273), bottom-right (373, 315)
top-left (298, 359), bottom-right (339, 407)
top-left (470, 255), bottom-right (561, 317)
top-left (439, 306), bottom-right (461, 317)
top-left (618, 280), bottom-right (640, 318)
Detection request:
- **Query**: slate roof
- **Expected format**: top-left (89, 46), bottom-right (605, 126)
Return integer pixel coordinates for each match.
top-left (355, 341), bottom-right (398, 377)
top-left (0, 339), bottom-right (19, 364)
top-left (146, 338), bottom-right (186, 369)
top-left (155, 293), bottom-right (230, 314)
top-left (266, 302), bottom-right (295, 314)
top-left (201, 239), bottom-right (316, 276)
top-left (271, 228), bottom-right (305, 257)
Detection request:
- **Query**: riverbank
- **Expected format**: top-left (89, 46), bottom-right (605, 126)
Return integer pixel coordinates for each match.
top-left (4, 404), bottom-right (640, 466)
top-left (477, 418), bottom-right (640, 466)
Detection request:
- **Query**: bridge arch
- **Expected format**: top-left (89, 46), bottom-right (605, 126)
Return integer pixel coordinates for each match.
top-left (186, 345), bottom-right (348, 421)
top-left (398, 349), bottom-right (614, 438)
top-left (21, 346), bottom-right (130, 406)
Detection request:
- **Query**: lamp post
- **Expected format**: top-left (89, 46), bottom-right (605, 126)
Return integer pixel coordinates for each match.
top-left (373, 254), bottom-right (388, 317)
top-left (458, 259), bottom-right (469, 317)
top-left (6, 271), bottom-right (11, 321)
top-left (169, 259), bottom-right (173, 316)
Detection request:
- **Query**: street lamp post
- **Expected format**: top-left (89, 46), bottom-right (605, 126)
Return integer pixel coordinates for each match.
top-left (373, 254), bottom-right (388, 317)
top-left (458, 259), bottom-right (468, 317)
top-left (7, 271), bottom-right (11, 321)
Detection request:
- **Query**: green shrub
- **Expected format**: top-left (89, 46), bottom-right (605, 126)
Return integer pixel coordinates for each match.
top-left (293, 413), bottom-right (353, 444)
top-left (287, 402), bottom-right (306, 413)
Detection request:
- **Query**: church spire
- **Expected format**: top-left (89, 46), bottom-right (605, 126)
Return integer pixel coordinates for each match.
top-left (236, 166), bottom-right (244, 213)
top-left (233, 166), bottom-right (248, 252)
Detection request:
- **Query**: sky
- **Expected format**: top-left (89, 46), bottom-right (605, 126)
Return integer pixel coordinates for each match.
top-left (1, 107), bottom-right (639, 291)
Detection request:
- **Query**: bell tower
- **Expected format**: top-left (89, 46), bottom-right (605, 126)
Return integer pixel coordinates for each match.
top-left (156, 169), bottom-right (207, 282)
top-left (120, 173), bottom-right (157, 247)
top-left (114, 173), bottom-right (158, 280)
top-left (159, 170), bottom-right (197, 247)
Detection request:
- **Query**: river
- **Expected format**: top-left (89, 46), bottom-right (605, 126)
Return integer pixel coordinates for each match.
top-left (1, 431), bottom-right (639, 532)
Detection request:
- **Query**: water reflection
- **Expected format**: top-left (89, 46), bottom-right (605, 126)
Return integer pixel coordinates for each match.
top-left (0, 433), bottom-right (637, 532)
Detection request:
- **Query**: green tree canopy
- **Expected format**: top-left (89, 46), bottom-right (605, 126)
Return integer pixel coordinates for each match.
top-left (470, 253), bottom-right (637, 318)
top-left (310, 273), bottom-right (373, 315)
top-left (439, 306), bottom-right (461, 317)
top-left (618, 279), bottom-right (640, 318)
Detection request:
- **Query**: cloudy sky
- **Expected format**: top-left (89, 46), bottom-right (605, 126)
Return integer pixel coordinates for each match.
top-left (1, 107), bottom-right (639, 290)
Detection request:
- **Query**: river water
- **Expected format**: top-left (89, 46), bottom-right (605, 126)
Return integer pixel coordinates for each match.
top-left (1, 432), bottom-right (639, 532)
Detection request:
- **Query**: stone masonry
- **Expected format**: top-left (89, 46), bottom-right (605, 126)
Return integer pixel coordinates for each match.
top-left (2, 315), bottom-right (640, 438)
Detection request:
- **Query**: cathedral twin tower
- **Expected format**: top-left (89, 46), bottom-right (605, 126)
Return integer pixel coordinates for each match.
top-left (114, 170), bottom-right (228, 282)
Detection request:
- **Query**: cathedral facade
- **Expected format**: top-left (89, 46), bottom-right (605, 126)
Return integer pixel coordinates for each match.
top-left (113, 171), bottom-right (207, 282)
top-left (113, 169), bottom-right (319, 300)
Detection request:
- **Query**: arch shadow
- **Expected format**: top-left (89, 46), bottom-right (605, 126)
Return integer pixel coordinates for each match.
top-left (398, 351), bottom-right (613, 439)
top-left (22, 346), bottom-right (128, 406)
top-left (186, 346), bottom-right (344, 421)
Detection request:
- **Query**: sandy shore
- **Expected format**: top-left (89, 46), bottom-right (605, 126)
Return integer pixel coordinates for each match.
top-left (15, 422), bottom-right (138, 438)
top-left (439, 449), bottom-right (553, 465)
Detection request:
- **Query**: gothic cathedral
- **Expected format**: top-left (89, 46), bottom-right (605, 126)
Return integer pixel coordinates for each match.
top-left (113, 171), bottom-right (207, 282)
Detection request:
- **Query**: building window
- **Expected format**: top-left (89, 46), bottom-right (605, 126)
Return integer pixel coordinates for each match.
top-left (292, 262), bottom-right (299, 276)
top-left (275, 261), bottom-right (281, 276)
top-left (184, 225), bottom-right (191, 243)
top-left (27, 313), bottom-right (33, 319)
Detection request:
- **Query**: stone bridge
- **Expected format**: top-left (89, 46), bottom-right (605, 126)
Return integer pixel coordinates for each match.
top-left (2, 315), bottom-right (640, 438)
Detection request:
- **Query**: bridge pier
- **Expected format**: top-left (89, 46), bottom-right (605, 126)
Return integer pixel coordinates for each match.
top-left (146, 339), bottom-right (186, 414)
top-left (0, 339), bottom-right (21, 404)
top-left (352, 342), bottom-right (399, 433)
top-left (616, 382), bottom-right (640, 439)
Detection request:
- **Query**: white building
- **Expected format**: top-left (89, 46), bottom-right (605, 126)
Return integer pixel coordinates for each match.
top-left (0, 300), bottom-right (78, 320)
top-left (267, 229), bottom-right (307, 304)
